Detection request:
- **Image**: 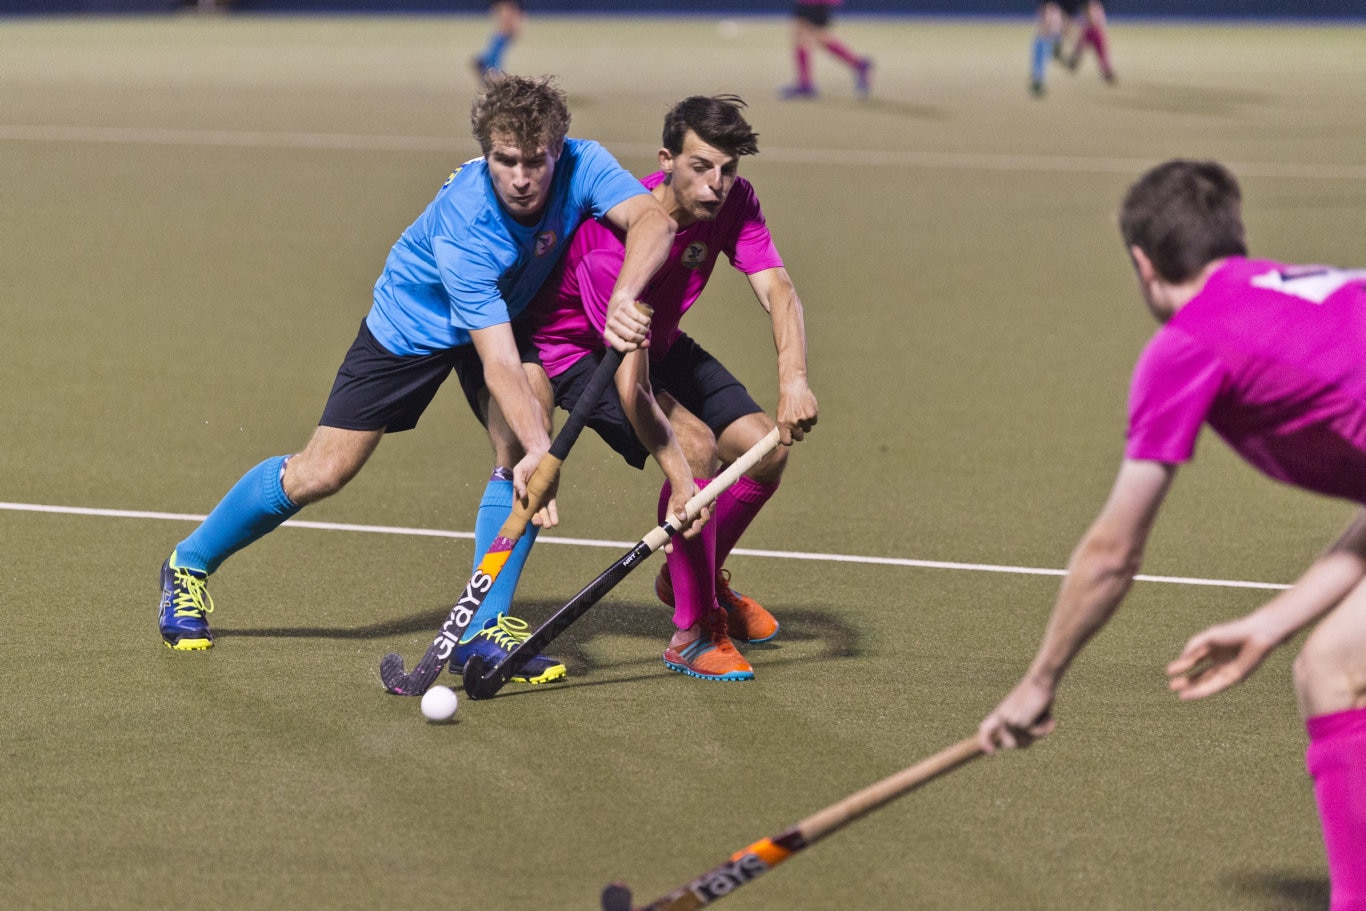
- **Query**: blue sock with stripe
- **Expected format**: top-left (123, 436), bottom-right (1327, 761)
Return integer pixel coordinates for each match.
top-left (462, 474), bottom-right (538, 639)
top-left (173, 455), bottom-right (301, 575)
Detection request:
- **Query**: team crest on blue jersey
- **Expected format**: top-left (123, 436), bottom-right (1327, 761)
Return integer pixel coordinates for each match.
top-left (535, 231), bottom-right (557, 256)
top-left (681, 242), bottom-right (707, 270)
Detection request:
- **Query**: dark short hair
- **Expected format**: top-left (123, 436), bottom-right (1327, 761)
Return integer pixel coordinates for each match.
top-left (1119, 160), bottom-right (1248, 283)
top-left (471, 74), bottom-right (571, 158)
top-left (661, 95), bottom-right (759, 158)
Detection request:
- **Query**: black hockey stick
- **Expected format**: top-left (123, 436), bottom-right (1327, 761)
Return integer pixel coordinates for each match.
top-left (461, 427), bottom-right (781, 699)
top-left (599, 735), bottom-right (983, 911)
top-left (378, 345), bottom-right (625, 695)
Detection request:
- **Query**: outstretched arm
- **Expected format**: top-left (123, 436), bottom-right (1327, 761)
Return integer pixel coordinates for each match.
top-left (599, 193), bottom-right (676, 352)
top-left (1167, 508), bottom-right (1366, 701)
top-left (979, 458), bottom-right (1176, 753)
top-left (747, 266), bottom-right (817, 444)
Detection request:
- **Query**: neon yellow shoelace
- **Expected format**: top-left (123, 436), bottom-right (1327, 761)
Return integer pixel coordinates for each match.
top-left (172, 568), bottom-right (215, 619)
top-left (474, 613), bottom-right (530, 649)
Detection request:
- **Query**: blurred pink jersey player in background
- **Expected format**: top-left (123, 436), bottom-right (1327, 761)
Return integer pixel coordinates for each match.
top-left (779, 0), bottom-right (874, 100)
top-left (527, 95), bottom-right (818, 682)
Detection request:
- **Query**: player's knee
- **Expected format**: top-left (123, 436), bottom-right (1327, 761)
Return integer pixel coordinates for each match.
top-left (677, 432), bottom-right (719, 478)
top-left (285, 453), bottom-right (358, 505)
top-left (748, 442), bottom-right (789, 484)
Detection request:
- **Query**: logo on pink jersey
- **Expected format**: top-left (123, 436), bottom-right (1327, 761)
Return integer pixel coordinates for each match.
top-left (535, 231), bottom-right (557, 256)
top-left (681, 242), bottom-right (707, 270)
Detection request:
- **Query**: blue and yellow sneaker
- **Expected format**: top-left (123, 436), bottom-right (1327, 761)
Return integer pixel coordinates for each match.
top-left (451, 614), bottom-right (566, 685)
top-left (158, 557), bottom-right (214, 651)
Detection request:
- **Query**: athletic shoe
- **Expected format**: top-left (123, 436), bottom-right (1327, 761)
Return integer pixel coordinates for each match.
top-left (714, 569), bottom-right (779, 643)
top-left (654, 566), bottom-right (781, 642)
top-left (663, 609), bottom-right (754, 682)
top-left (778, 83), bottom-right (817, 100)
top-left (854, 58), bottom-right (873, 99)
top-left (451, 613), bottom-right (566, 685)
top-left (158, 557), bottom-right (214, 650)
top-left (1030, 78), bottom-right (1046, 97)
top-left (655, 566), bottom-right (779, 643)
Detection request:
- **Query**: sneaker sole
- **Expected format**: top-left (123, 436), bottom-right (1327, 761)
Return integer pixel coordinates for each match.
top-left (517, 665), bottom-right (567, 685)
top-left (662, 658), bottom-right (754, 682)
top-left (734, 622), bottom-right (779, 645)
top-left (163, 637), bottom-right (212, 651)
top-left (451, 659), bottom-right (567, 685)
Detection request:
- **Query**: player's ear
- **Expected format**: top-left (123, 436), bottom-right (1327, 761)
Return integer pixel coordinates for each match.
top-left (658, 147), bottom-right (674, 176)
top-left (1129, 245), bottom-right (1157, 285)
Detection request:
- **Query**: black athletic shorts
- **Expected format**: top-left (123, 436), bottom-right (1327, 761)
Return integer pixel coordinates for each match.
top-left (549, 333), bottom-right (762, 470)
top-left (319, 319), bottom-right (538, 433)
top-left (793, 2), bottom-right (833, 27)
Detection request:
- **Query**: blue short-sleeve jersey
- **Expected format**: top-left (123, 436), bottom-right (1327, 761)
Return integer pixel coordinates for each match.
top-left (366, 138), bottom-right (647, 355)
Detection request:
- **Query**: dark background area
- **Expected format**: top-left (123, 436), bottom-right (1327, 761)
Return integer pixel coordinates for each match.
top-left (4, 0), bottom-right (1365, 20)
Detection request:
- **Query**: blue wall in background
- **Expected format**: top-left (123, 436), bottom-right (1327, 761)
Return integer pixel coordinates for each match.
top-left (3, 0), bottom-right (1364, 18)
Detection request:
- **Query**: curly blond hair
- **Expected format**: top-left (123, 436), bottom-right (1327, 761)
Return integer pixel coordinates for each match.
top-left (470, 74), bottom-right (571, 158)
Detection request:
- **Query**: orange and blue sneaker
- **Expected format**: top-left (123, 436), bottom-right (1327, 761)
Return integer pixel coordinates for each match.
top-left (158, 556), bottom-right (214, 651)
top-left (663, 609), bottom-right (754, 682)
top-left (451, 613), bottom-right (567, 685)
top-left (655, 566), bottom-right (779, 644)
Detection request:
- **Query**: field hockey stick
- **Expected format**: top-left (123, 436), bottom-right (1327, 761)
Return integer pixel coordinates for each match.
top-left (378, 345), bottom-right (626, 696)
top-left (600, 735), bottom-right (984, 911)
top-left (461, 426), bottom-right (782, 700)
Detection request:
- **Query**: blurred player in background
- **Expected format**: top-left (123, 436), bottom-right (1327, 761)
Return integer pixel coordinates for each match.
top-left (980, 159), bottom-right (1366, 905)
top-left (157, 75), bottom-right (675, 688)
top-left (525, 95), bottom-right (818, 682)
top-left (1062, 0), bottom-right (1116, 85)
top-left (473, 0), bottom-right (526, 82)
top-left (779, 0), bottom-right (874, 100)
top-left (1029, 0), bottom-right (1074, 96)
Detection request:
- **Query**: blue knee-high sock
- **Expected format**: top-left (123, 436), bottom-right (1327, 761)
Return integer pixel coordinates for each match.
top-left (481, 32), bottom-right (510, 69)
top-left (463, 475), bottom-right (538, 637)
top-left (1031, 36), bottom-right (1051, 84)
top-left (174, 455), bottom-right (301, 575)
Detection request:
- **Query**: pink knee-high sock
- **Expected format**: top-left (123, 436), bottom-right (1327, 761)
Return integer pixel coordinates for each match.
top-left (712, 475), bottom-right (780, 567)
top-left (820, 37), bottom-right (862, 67)
top-left (658, 480), bottom-right (717, 630)
top-left (1305, 706), bottom-right (1366, 909)
top-left (1081, 24), bottom-right (1113, 76)
top-left (795, 46), bottom-right (812, 87)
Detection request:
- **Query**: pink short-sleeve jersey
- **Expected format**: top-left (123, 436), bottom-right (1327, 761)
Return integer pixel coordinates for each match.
top-left (1126, 257), bottom-right (1366, 503)
top-left (526, 171), bottom-right (783, 377)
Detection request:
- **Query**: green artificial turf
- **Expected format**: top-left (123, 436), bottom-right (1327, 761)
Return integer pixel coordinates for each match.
top-left (3, 13), bottom-right (1363, 910)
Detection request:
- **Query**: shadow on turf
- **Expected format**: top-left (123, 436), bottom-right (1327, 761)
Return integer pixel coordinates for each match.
top-left (1100, 81), bottom-right (1271, 117)
top-left (217, 598), bottom-right (861, 670)
top-left (1225, 870), bottom-right (1329, 911)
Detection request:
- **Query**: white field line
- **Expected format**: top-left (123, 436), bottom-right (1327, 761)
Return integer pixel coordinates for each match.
top-left (0, 500), bottom-right (1290, 591)
top-left (3, 124), bottom-right (1366, 181)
